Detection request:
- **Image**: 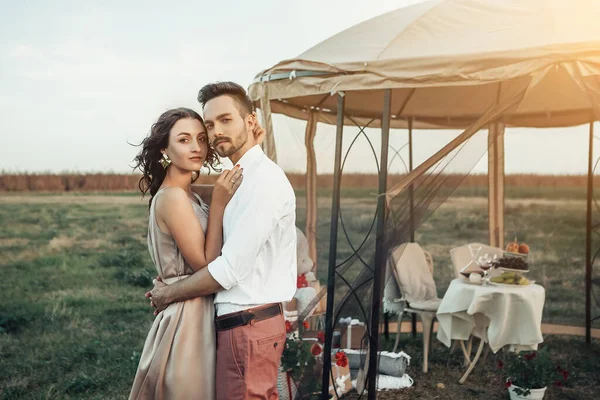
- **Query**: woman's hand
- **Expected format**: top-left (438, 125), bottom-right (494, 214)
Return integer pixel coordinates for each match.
top-left (253, 118), bottom-right (266, 145)
top-left (211, 166), bottom-right (243, 207)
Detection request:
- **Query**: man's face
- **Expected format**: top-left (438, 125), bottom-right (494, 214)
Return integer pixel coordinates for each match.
top-left (202, 95), bottom-right (253, 159)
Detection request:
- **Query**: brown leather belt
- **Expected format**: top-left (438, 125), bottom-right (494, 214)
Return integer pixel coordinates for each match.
top-left (215, 303), bottom-right (282, 332)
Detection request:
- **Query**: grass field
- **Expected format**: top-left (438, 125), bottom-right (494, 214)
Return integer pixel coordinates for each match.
top-left (1, 189), bottom-right (599, 399)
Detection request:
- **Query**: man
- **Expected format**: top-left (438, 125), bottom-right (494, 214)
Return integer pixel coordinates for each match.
top-left (147, 82), bottom-right (297, 399)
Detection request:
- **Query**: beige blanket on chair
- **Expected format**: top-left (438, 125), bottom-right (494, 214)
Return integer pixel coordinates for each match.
top-left (383, 243), bottom-right (439, 312)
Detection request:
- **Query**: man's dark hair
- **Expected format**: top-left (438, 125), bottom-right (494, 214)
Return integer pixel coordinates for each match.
top-left (197, 81), bottom-right (254, 117)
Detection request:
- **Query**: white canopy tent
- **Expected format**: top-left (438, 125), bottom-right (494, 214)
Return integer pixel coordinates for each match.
top-left (251, 0), bottom-right (600, 253)
top-left (248, 0), bottom-right (600, 397)
top-left (251, 0), bottom-right (600, 127)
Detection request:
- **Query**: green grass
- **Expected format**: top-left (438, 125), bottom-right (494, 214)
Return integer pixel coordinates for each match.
top-left (1, 190), bottom-right (599, 399)
top-left (0, 199), bottom-right (153, 399)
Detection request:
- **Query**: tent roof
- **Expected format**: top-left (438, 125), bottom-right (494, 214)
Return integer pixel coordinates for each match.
top-left (249, 0), bottom-right (600, 129)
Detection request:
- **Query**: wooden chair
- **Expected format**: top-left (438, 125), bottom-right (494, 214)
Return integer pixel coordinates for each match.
top-left (386, 243), bottom-right (441, 373)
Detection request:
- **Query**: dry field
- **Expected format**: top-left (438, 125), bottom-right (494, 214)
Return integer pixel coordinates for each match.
top-left (2, 173), bottom-right (600, 192)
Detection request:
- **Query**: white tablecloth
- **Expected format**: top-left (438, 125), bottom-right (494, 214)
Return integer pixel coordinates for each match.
top-left (437, 279), bottom-right (545, 353)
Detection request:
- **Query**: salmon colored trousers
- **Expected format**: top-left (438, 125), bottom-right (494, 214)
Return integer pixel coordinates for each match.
top-left (216, 311), bottom-right (286, 400)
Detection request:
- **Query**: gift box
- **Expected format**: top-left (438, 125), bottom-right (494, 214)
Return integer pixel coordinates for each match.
top-left (344, 349), bottom-right (411, 377)
top-left (339, 319), bottom-right (367, 349)
top-left (328, 360), bottom-right (352, 399)
top-left (301, 329), bottom-right (320, 341)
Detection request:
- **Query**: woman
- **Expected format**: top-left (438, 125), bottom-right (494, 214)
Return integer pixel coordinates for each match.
top-left (129, 107), bottom-right (261, 399)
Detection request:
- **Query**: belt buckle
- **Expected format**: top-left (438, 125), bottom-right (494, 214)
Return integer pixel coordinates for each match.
top-left (241, 310), bottom-right (256, 326)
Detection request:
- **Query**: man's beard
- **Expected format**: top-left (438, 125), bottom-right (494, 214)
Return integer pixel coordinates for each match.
top-left (214, 127), bottom-right (248, 158)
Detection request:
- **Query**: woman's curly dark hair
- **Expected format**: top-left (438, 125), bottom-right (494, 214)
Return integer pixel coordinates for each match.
top-left (132, 107), bottom-right (220, 207)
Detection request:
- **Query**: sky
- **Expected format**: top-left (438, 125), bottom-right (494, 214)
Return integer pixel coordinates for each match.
top-left (0, 0), bottom-right (594, 175)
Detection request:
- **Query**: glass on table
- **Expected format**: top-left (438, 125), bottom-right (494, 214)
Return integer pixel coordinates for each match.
top-left (468, 244), bottom-right (494, 285)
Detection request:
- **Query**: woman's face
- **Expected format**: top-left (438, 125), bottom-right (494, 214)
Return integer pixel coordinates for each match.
top-left (163, 117), bottom-right (208, 172)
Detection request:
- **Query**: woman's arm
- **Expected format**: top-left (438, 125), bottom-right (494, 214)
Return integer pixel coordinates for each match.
top-left (156, 188), bottom-right (211, 271)
top-left (204, 167), bottom-right (243, 264)
top-left (156, 168), bottom-right (242, 271)
top-left (203, 201), bottom-right (224, 264)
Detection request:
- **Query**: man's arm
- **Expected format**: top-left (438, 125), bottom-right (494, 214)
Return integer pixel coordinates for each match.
top-left (147, 268), bottom-right (223, 313)
top-left (207, 175), bottom-right (294, 291)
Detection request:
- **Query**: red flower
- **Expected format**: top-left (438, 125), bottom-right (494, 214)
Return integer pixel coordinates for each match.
top-left (311, 343), bottom-right (323, 356)
top-left (505, 380), bottom-right (513, 388)
top-left (336, 356), bottom-right (348, 368)
top-left (555, 380), bottom-right (563, 387)
top-left (497, 360), bottom-right (504, 369)
top-left (302, 321), bottom-right (309, 329)
top-left (297, 274), bottom-right (308, 288)
top-left (524, 352), bottom-right (537, 361)
top-left (285, 320), bottom-right (293, 333)
top-left (317, 331), bottom-right (325, 343)
top-left (335, 351), bottom-right (348, 368)
top-left (556, 365), bottom-right (563, 372)
top-left (562, 370), bottom-right (569, 380)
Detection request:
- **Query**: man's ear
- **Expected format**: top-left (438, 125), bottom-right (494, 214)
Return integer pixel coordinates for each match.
top-left (244, 112), bottom-right (256, 135)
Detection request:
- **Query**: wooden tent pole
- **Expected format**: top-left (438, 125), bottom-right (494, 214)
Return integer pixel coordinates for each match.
top-left (305, 111), bottom-right (318, 271)
top-left (488, 122), bottom-right (505, 248)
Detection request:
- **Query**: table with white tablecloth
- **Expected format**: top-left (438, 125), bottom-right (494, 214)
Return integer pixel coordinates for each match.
top-left (436, 279), bottom-right (545, 382)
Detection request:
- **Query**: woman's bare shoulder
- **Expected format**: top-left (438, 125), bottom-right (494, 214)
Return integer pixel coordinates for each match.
top-left (155, 187), bottom-right (189, 211)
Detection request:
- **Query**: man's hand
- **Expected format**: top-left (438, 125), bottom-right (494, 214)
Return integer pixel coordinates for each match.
top-left (145, 276), bottom-right (170, 316)
top-left (145, 269), bottom-right (224, 312)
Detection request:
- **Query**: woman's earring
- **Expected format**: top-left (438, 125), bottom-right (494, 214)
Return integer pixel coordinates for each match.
top-left (159, 153), bottom-right (171, 169)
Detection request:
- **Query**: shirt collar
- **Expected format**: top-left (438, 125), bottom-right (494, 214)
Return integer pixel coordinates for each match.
top-left (236, 145), bottom-right (263, 170)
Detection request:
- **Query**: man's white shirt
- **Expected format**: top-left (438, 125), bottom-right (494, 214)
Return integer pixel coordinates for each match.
top-left (207, 145), bottom-right (297, 316)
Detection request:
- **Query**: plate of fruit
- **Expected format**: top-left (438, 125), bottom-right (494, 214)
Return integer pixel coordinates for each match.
top-left (491, 256), bottom-right (529, 273)
top-left (504, 237), bottom-right (530, 258)
top-left (492, 237), bottom-right (531, 271)
top-left (490, 272), bottom-right (534, 286)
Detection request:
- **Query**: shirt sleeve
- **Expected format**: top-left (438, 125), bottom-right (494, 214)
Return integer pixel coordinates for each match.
top-left (207, 178), bottom-right (295, 290)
